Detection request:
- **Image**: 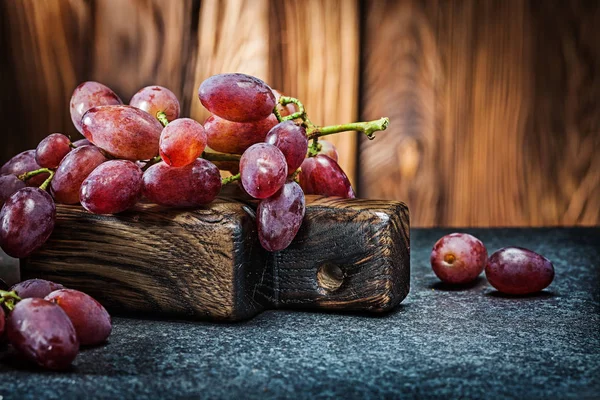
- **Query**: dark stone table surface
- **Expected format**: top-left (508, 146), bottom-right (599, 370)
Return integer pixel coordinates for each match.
top-left (0, 228), bottom-right (598, 399)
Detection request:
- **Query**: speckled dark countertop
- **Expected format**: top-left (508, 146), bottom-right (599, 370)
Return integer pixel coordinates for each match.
top-left (0, 228), bottom-right (598, 399)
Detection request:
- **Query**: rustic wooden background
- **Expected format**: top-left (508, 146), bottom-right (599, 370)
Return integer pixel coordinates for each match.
top-left (0, 0), bottom-right (598, 227)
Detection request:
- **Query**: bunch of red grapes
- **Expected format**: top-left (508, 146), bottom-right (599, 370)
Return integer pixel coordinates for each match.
top-left (0, 73), bottom-right (389, 257)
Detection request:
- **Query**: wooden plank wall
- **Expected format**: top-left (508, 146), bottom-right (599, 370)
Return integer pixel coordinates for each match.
top-left (0, 0), bottom-right (598, 227)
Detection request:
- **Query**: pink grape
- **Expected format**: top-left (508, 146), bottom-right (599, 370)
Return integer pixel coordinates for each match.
top-left (0, 174), bottom-right (26, 207)
top-left (198, 73), bottom-right (276, 122)
top-left (317, 140), bottom-right (338, 162)
top-left (143, 159), bottom-right (221, 207)
top-left (0, 150), bottom-right (49, 187)
top-left (257, 181), bottom-right (305, 252)
top-left (0, 187), bottom-right (55, 258)
top-left (272, 89), bottom-right (298, 117)
top-left (81, 105), bottom-right (163, 160)
top-left (299, 155), bottom-right (355, 198)
top-left (70, 81), bottom-right (122, 133)
top-left (35, 133), bottom-right (72, 169)
top-left (240, 143), bottom-right (288, 199)
top-left (159, 118), bottom-right (207, 167)
top-left (430, 233), bottom-right (488, 284)
top-left (11, 279), bottom-right (65, 299)
top-left (265, 121), bottom-right (308, 173)
top-left (51, 145), bottom-right (107, 204)
top-left (486, 247), bottom-right (555, 295)
top-left (80, 160), bottom-right (142, 215)
top-left (130, 85), bottom-right (180, 123)
top-left (204, 114), bottom-right (278, 154)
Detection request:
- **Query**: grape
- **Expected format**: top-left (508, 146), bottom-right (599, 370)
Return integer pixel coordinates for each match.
top-left (240, 143), bottom-right (288, 199)
top-left (257, 181), bottom-right (305, 252)
top-left (0, 150), bottom-right (49, 187)
top-left (0, 188), bottom-right (55, 258)
top-left (11, 279), bottom-right (65, 299)
top-left (430, 233), bottom-right (488, 284)
top-left (45, 289), bottom-right (112, 346)
top-left (70, 81), bottom-right (122, 133)
top-left (485, 247), bottom-right (555, 295)
top-left (204, 114), bottom-right (278, 154)
top-left (198, 73), bottom-right (276, 122)
top-left (0, 174), bottom-right (26, 207)
top-left (80, 160), bottom-right (142, 215)
top-left (159, 118), bottom-right (207, 167)
top-left (51, 145), bottom-right (107, 204)
top-left (299, 155), bottom-right (355, 198)
top-left (6, 298), bottom-right (79, 370)
top-left (317, 140), bottom-right (338, 162)
top-left (72, 138), bottom-right (92, 147)
top-left (81, 105), bottom-right (163, 160)
top-left (143, 159), bottom-right (221, 207)
top-left (35, 133), bottom-right (72, 169)
top-left (130, 85), bottom-right (180, 123)
top-left (265, 121), bottom-right (308, 173)
top-left (272, 89), bottom-right (298, 117)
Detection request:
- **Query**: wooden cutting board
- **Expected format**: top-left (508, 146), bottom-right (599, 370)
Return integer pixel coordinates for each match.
top-left (21, 196), bottom-right (410, 321)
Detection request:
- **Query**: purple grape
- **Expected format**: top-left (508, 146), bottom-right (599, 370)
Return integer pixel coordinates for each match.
top-left (198, 73), bottom-right (276, 122)
top-left (11, 279), bottom-right (65, 299)
top-left (46, 289), bottom-right (112, 346)
top-left (51, 145), bottom-right (107, 204)
top-left (7, 298), bottom-right (79, 370)
top-left (240, 143), bottom-right (288, 199)
top-left (317, 140), bottom-right (338, 162)
top-left (0, 150), bottom-right (49, 187)
top-left (72, 138), bottom-right (92, 147)
top-left (430, 233), bottom-right (488, 284)
top-left (35, 133), bottom-right (72, 169)
top-left (70, 81), bottom-right (123, 133)
top-left (257, 181), bottom-right (305, 252)
top-left (486, 247), bottom-right (555, 295)
top-left (204, 114), bottom-right (278, 154)
top-left (265, 121), bottom-right (308, 173)
top-left (130, 85), bottom-right (180, 123)
top-left (142, 159), bottom-right (221, 207)
top-left (299, 155), bottom-right (355, 198)
top-left (0, 174), bottom-right (26, 207)
top-left (80, 160), bottom-right (142, 215)
top-left (159, 118), bottom-right (207, 167)
top-left (0, 188), bottom-right (56, 258)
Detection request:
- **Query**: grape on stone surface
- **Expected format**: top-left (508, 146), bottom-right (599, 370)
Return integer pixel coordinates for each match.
top-left (317, 140), bottom-right (338, 162)
top-left (159, 118), bottom-right (207, 167)
top-left (299, 155), bottom-right (355, 198)
top-left (198, 73), bottom-right (276, 122)
top-left (257, 181), bottom-right (305, 252)
top-left (11, 279), bottom-right (65, 299)
top-left (0, 188), bottom-right (56, 258)
top-left (46, 289), bottom-right (112, 346)
top-left (143, 159), bottom-right (221, 207)
top-left (51, 145), bottom-right (107, 204)
top-left (35, 133), bottom-right (72, 169)
top-left (81, 105), bottom-right (163, 160)
top-left (6, 298), bottom-right (79, 370)
top-left (204, 114), bottom-right (278, 154)
top-left (130, 85), bottom-right (180, 123)
top-left (80, 160), bottom-right (143, 215)
top-left (240, 143), bottom-right (288, 199)
top-left (265, 121), bottom-right (308, 173)
top-left (0, 174), bottom-right (26, 207)
top-left (0, 150), bottom-right (49, 187)
top-left (70, 81), bottom-right (122, 133)
top-left (485, 247), bottom-right (555, 295)
top-left (430, 233), bottom-right (488, 284)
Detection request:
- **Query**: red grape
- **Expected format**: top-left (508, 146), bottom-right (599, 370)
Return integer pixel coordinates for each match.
top-left (240, 143), bottom-right (288, 199)
top-left (317, 140), bottom-right (338, 162)
top-left (11, 279), bottom-right (65, 299)
top-left (204, 114), bottom-right (278, 154)
top-left (0, 150), bottom-right (49, 187)
top-left (80, 160), bottom-right (142, 215)
top-left (72, 138), bottom-right (92, 147)
top-left (272, 89), bottom-right (298, 117)
top-left (299, 155), bottom-right (355, 198)
top-left (6, 298), bottom-right (79, 370)
top-left (0, 174), bottom-right (26, 207)
top-left (143, 159), bottom-right (221, 207)
top-left (486, 247), bottom-right (555, 295)
top-left (159, 118), bottom-right (207, 167)
top-left (198, 73), bottom-right (276, 122)
top-left (35, 133), bottom-right (72, 169)
top-left (257, 181), bottom-right (305, 252)
top-left (430, 233), bottom-right (488, 284)
top-left (70, 81), bottom-right (122, 133)
top-left (45, 289), bottom-right (112, 346)
top-left (81, 105), bottom-right (163, 160)
top-left (0, 187), bottom-right (55, 258)
top-left (51, 145), bottom-right (107, 204)
top-left (130, 85), bottom-right (180, 123)
top-left (265, 121), bottom-right (308, 173)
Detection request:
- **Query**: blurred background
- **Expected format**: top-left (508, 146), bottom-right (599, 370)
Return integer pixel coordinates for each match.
top-left (0, 0), bottom-right (598, 227)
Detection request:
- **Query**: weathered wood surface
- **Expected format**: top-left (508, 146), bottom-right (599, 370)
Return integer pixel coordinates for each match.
top-left (21, 196), bottom-right (410, 321)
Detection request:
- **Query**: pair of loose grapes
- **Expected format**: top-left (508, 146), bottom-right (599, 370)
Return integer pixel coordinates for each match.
top-left (430, 233), bottom-right (555, 295)
top-left (2, 278), bottom-right (112, 370)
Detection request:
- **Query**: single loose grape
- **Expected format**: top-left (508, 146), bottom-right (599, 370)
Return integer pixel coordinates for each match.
top-left (11, 279), bottom-right (65, 299)
top-left (1, 150), bottom-right (49, 187)
top-left (51, 145), bottom-right (107, 204)
top-left (204, 114), bottom-right (278, 154)
top-left (430, 233), bottom-right (488, 284)
top-left (299, 155), bottom-right (355, 198)
top-left (130, 85), bottom-right (180, 123)
top-left (240, 143), bottom-right (288, 199)
top-left (70, 81), bottom-right (123, 133)
top-left (0, 174), bottom-right (26, 207)
top-left (35, 133), bottom-right (72, 169)
top-left (265, 121), bottom-right (309, 173)
top-left (159, 118), bottom-right (207, 167)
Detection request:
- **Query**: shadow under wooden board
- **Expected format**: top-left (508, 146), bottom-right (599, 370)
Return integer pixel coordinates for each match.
top-left (21, 196), bottom-right (410, 321)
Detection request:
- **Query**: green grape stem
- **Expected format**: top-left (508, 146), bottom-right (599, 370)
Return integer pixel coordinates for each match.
top-left (0, 290), bottom-right (21, 312)
top-left (156, 111), bottom-right (170, 127)
top-left (18, 168), bottom-right (55, 191)
top-left (308, 139), bottom-right (321, 157)
top-left (202, 152), bottom-right (242, 162)
top-left (221, 173), bottom-right (241, 185)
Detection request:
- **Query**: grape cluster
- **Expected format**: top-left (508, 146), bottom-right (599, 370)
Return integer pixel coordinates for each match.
top-left (0, 73), bottom-right (389, 256)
